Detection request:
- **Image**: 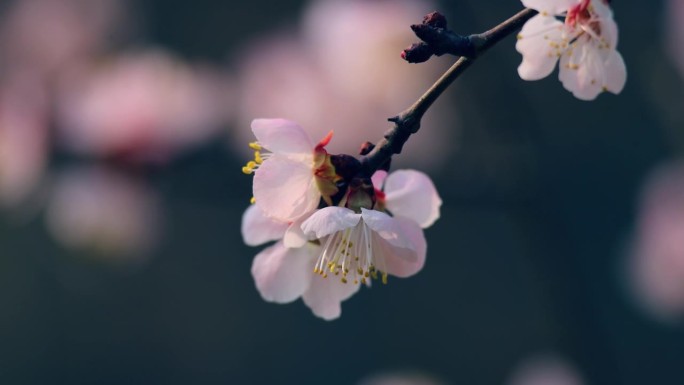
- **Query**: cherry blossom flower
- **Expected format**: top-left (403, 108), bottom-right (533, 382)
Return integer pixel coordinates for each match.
top-left (242, 169), bottom-right (441, 320)
top-left (242, 118), bottom-right (340, 222)
top-left (55, 51), bottom-right (231, 164)
top-left (516, 0), bottom-right (626, 100)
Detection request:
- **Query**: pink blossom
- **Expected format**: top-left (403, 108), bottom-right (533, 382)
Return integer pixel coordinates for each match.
top-left (243, 118), bottom-right (338, 222)
top-left (55, 51), bottom-right (231, 163)
top-left (243, 169), bottom-right (441, 320)
top-left (516, 0), bottom-right (626, 100)
top-left (627, 161), bottom-right (684, 321)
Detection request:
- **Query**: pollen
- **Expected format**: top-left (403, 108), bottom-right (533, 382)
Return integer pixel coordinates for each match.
top-left (248, 142), bottom-right (262, 151)
top-left (250, 196), bottom-right (256, 204)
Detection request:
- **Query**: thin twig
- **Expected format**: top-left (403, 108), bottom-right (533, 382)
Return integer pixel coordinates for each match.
top-left (360, 8), bottom-right (537, 174)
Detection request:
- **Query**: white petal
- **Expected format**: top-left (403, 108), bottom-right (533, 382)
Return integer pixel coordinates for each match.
top-left (241, 204), bottom-right (289, 246)
top-left (521, 0), bottom-right (578, 14)
top-left (603, 50), bottom-right (626, 95)
top-left (361, 208), bottom-right (414, 250)
top-left (253, 154), bottom-right (320, 221)
top-left (283, 215), bottom-right (310, 248)
top-left (300, 207), bottom-right (361, 239)
top-left (559, 41), bottom-right (604, 100)
top-left (251, 118), bottom-right (314, 155)
top-left (302, 274), bottom-right (361, 320)
top-left (371, 170), bottom-right (388, 190)
top-left (598, 13), bottom-right (619, 50)
top-left (379, 218), bottom-right (427, 278)
top-left (384, 169), bottom-right (442, 228)
top-left (251, 241), bottom-right (316, 303)
top-left (516, 15), bottom-right (565, 81)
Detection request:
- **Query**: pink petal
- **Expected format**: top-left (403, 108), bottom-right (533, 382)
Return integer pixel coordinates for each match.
top-left (603, 50), bottom-right (626, 95)
top-left (302, 273), bottom-right (361, 320)
top-left (251, 241), bottom-right (316, 303)
top-left (361, 208), bottom-right (414, 250)
top-left (283, 215), bottom-right (310, 248)
top-left (516, 15), bottom-right (565, 81)
top-left (253, 154), bottom-right (320, 221)
top-left (384, 169), bottom-right (442, 228)
top-left (300, 207), bottom-right (361, 239)
top-left (380, 218), bottom-right (426, 278)
top-left (241, 204), bottom-right (289, 246)
top-left (521, 0), bottom-right (578, 14)
top-left (251, 118), bottom-right (314, 155)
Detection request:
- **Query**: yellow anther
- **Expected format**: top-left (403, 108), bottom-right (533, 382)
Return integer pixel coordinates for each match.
top-left (247, 161), bottom-right (257, 169)
top-left (250, 196), bottom-right (256, 204)
top-left (341, 278), bottom-right (347, 284)
top-left (382, 273), bottom-right (388, 285)
top-left (248, 142), bottom-right (262, 150)
top-left (364, 272), bottom-right (369, 278)
top-left (254, 151), bottom-right (263, 164)
top-left (313, 267), bottom-right (319, 273)
top-left (361, 278), bottom-right (367, 285)
top-left (242, 166), bottom-right (253, 175)
top-left (323, 273), bottom-right (328, 278)
top-left (357, 268), bottom-right (363, 275)
top-left (354, 280), bottom-right (358, 284)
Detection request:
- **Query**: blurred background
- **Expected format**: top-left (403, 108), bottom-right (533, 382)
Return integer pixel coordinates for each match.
top-left (0, 0), bottom-right (682, 384)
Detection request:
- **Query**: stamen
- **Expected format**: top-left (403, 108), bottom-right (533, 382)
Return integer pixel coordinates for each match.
top-left (250, 196), bottom-right (256, 204)
top-left (311, 219), bottom-right (392, 291)
top-left (248, 142), bottom-right (262, 150)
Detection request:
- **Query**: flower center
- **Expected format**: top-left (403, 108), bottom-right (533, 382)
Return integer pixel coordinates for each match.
top-left (313, 220), bottom-right (389, 285)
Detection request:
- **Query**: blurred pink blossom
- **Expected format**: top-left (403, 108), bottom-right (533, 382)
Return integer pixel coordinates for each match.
top-left (0, 0), bottom-right (125, 76)
top-left (507, 355), bottom-right (585, 385)
top-left (627, 161), bottom-right (684, 320)
top-left (233, 0), bottom-right (458, 170)
top-left (666, 0), bottom-right (684, 78)
top-left (0, 75), bottom-right (49, 207)
top-left (45, 166), bottom-right (161, 261)
top-left (55, 51), bottom-right (232, 164)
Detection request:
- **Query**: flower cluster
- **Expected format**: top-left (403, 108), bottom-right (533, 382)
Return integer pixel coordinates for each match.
top-left (241, 119), bottom-right (441, 320)
top-left (516, 0), bottom-right (626, 100)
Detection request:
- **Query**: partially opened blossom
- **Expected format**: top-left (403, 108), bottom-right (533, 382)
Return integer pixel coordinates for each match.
top-left (243, 169), bottom-right (441, 320)
top-left (516, 0), bottom-right (626, 100)
top-left (242, 118), bottom-right (340, 222)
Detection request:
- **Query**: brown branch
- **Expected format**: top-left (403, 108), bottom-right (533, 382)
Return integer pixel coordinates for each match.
top-left (360, 8), bottom-right (537, 175)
